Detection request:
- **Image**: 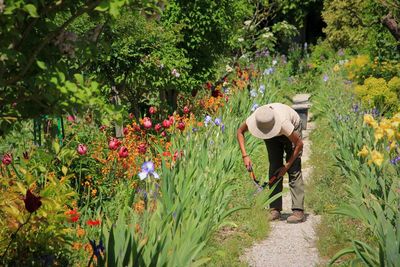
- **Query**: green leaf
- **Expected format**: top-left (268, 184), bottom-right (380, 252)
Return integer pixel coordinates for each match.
top-left (53, 141), bottom-right (60, 154)
top-left (36, 60), bottom-right (47, 70)
top-left (24, 4), bottom-right (39, 18)
top-left (61, 166), bottom-right (68, 176)
top-left (94, 1), bottom-right (109, 12)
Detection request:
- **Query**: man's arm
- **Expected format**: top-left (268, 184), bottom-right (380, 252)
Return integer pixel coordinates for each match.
top-left (237, 122), bottom-right (252, 170)
top-left (278, 131), bottom-right (303, 177)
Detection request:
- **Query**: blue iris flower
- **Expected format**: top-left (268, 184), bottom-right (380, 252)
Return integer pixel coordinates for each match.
top-left (204, 115), bottom-right (212, 126)
top-left (251, 103), bottom-right (259, 112)
top-left (214, 117), bottom-right (222, 126)
top-left (138, 161), bottom-right (159, 180)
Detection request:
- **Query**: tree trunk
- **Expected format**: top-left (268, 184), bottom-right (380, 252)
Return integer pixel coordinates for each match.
top-left (382, 12), bottom-right (400, 41)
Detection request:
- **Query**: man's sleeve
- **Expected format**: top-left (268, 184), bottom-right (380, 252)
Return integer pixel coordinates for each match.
top-left (280, 120), bottom-right (295, 137)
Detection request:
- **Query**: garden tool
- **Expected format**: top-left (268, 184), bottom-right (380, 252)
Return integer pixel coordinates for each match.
top-left (248, 165), bottom-right (282, 192)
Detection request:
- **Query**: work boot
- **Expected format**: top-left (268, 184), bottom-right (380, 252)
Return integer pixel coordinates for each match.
top-left (287, 210), bottom-right (305, 224)
top-left (269, 209), bottom-right (281, 221)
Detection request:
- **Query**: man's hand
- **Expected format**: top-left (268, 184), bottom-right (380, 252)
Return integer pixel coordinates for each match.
top-left (243, 155), bottom-right (252, 171)
top-left (277, 165), bottom-right (288, 178)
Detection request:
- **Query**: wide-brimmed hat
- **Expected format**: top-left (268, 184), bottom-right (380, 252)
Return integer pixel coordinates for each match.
top-left (246, 105), bottom-right (282, 139)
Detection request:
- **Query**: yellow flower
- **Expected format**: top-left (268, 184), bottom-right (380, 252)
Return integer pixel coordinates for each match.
top-left (364, 114), bottom-right (376, 127)
top-left (357, 146), bottom-right (369, 157)
top-left (385, 128), bottom-right (395, 140)
top-left (369, 150), bottom-right (384, 166)
top-left (389, 141), bottom-right (397, 151)
top-left (374, 127), bottom-right (384, 141)
top-left (333, 64), bottom-right (340, 72)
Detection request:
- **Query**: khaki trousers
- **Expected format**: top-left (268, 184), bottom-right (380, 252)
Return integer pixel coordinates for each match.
top-left (264, 124), bottom-right (304, 211)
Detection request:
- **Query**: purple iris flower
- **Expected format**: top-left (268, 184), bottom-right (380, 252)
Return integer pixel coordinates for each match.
top-left (89, 239), bottom-right (105, 258)
top-left (250, 89), bottom-right (257, 98)
top-left (192, 127), bottom-right (198, 133)
top-left (138, 161), bottom-right (159, 180)
top-left (214, 117), bottom-right (222, 126)
top-left (221, 124), bottom-right (225, 133)
top-left (323, 74), bottom-right (329, 82)
top-left (251, 103), bottom-right (259, 112)
top-left (390, 156), bottom-right (400, 165)
top-left (204, 115), bottom-right (212, 126)
top-left (259, 84), bottom-right (265, 94)
top-left (263, 67), bottom-right (274, 75)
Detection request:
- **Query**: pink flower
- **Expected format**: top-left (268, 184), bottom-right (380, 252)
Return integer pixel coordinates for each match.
top-left (118, 146), bottom-right (129, 158)
top-left (109, 138), bottom-right (121, 150)
top-left (169, 116), bottom-right (175, 124)
top-left (77, 144), bottom-right (87, 155)
top-left (149, 107), bottom-right (156, 115)
top-left (161, 131), bottom-right (167, 137)
top-left (155, 123), bottom-right (162, 132)
top-left (177, 121), bottom-right (185, 131)
top-left (162, 119), bottom-right (171, 129)
top-left (138, 143), bottom-right (147, 154)
top-left (123, 127), bottom-right (129, 135)
top-left (143, 117), bottom-right (152, 129)
top-left (99, 125), bottom-right (107, 132)
top-left (183, 106), bottom-right (190, 114)
top-left (67, 115), bottom-right (76, 122)
top-left (2, 153), bottom-right (12, 165)
top-left (129, 113), bottom-right (134, 120)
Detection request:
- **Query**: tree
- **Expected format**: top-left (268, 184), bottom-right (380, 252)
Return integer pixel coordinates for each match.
top-left (0, 0), bottom-right (156, 133)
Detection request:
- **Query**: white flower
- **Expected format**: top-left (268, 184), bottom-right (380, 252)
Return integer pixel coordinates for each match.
top-left (226, 65), bottom-right (233, 73)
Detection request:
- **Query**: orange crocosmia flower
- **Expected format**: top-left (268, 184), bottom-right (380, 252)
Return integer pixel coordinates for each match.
top-left (77, 227), bottom-right (85, 238)
top-left (86, 219), bottom-right (101, 226)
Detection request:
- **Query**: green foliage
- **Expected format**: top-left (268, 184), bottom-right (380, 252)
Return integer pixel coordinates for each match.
top-left (162, 0), bottom-right (250, 82)
top-left (322, 0), bottom-right (398, 58)
top-left (0, 0), bottom-right (152, 133)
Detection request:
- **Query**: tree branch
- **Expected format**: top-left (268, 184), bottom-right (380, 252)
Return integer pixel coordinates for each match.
top-left (382, 12), bottom-right (400, 41)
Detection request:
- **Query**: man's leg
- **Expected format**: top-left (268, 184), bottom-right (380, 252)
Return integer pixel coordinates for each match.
top-left (265, 137), bottom-right (284, 212)
top-left (283, 125), bottom-right (305, 223)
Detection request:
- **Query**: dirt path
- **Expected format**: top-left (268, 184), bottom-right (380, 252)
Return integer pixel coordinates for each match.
top-left (243, 118), bottom-right (321, 267)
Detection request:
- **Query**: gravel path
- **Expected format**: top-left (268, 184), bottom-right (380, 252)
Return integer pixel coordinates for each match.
top-left (243, 118), bottom-right (321, 267)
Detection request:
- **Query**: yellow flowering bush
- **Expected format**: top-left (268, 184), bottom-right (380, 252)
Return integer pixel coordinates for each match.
top-left (354, 77), bottom-right (398, 112)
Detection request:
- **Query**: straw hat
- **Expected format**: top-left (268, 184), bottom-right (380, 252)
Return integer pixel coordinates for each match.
top-left (246, 105), bottom-right (282, 139)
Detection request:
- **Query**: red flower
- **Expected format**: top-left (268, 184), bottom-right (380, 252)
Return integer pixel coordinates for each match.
top-left (173, 151), bottom-right (184, 161)
top-left (154, 123), bottom-right (162, 132)
top-left (129, 113), bottom-right (135, 120)
top-left (99, 125), bottom-right (107, 132)
top-left (133, 124), bottom-right (141, 132)
top-left (23, 189), bottom-right (42, 213)
top-left (161, 131), bottom-right (167, 137)
top-left (118, 146), bottom-right (129, 158)
top-left (162, 120), bottom-right (171, 128)
top-left (162, 151), bottom-right (171, 157)
top-left (149, 107), bottom-right (156, 115)
top-left (109, 138), bottom-right (121, 150)
top-left (77, 144), bottom-right (87, 155)
top-left (168, 115), bottom-right (175, 124)
top-left (206, 81), bottom-right (213, 90)
top-left (177, 121), bottom-right (185, 131)
top-left (2, 153), bottom-right (12, 165)
top-left (65, 209), bottom-right (80, 223)
top-left (183, 106), bottom-right (190, 114)
top-left (86, 219), bottom-right (101, 226)
top-left (67, 115), bottom-right (76, 122)
top-left (143, 117), bottom-right (152, 129)
top-left (123, 127), bottom-right (129, 135)
top-left (138, 143), bottom-right (147, 154)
